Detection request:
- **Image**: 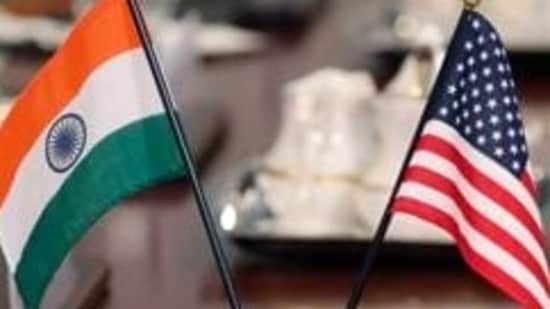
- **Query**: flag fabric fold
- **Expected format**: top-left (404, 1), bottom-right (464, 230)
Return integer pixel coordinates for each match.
top-left (392, 10), bottom-right (550, 308)
top-left (0, 0), bottom-right (186, 307)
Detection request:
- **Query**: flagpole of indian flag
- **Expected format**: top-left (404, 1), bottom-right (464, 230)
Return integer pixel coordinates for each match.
top-left (126, 0), bottom-right (242, 308)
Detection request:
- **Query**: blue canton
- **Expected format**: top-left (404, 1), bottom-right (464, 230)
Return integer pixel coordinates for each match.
top-left (429, 11), bottom-right (528, 177)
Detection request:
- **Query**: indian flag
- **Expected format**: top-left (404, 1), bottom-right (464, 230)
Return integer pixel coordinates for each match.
top-left (0, 0), bottom-right (186, 307)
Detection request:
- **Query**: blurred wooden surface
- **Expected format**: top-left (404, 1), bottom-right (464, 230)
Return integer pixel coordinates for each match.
top-left (4, 1), bottom-right (550, 308)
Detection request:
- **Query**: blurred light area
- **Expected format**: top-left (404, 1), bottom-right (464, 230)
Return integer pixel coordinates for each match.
top-left (393, 14), bottom-right (419, 42)
top-left (220, 203), bottom-right (237, 231)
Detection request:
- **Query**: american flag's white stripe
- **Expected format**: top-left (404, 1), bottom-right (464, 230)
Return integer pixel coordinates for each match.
top-left (408, 149), bottom-right (549, 278)
top-left (394, 119), bottom-right (550, 308)
top-left (397, 182), bottom-right (550, 308)
top-left (423, 120), bottom-right (542, 229)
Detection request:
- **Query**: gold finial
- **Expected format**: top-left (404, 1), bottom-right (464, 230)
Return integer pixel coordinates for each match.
top-left (464, 0), bottom-right (482, 10)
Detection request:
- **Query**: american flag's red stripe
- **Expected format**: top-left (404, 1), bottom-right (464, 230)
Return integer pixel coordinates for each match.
top-left (403, 166), bottom-right (550, 293)
top-left (394, 198), bottom-right (544, 309)
top-left (416, 134), bottom-right (546, 247)
top-left (521, 171), bottom-right (539, 201)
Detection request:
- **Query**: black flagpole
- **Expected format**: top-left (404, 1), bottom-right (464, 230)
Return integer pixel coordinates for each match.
top-left (345, 88), bottom-right (434, 309)
top-left (127, 1), bottom-right (242, 308)
top-left (346, 3), bottom-right (475, 307)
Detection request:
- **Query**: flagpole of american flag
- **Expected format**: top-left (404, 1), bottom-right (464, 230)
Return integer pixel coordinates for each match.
top-left (346, 2), bottom-right (482, 308)
top-left (126, 0), bottom-right (242, 308)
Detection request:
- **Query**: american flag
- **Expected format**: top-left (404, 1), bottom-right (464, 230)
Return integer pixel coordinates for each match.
top-left (392, 10), bottom-right (550, 308)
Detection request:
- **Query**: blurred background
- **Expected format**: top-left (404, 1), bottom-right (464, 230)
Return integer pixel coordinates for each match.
top-left (1, 0), bottom-right (550, 308)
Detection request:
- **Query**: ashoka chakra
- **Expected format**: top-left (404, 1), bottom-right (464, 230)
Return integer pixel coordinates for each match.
top-left (46, 113), bottom-right (87, 173)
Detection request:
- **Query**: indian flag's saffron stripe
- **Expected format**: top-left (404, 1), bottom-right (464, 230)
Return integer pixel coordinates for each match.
top-left (1, 48), bottom-right (185, 308)
top-left (0, 0), bottom-right (140, 207)
top-left (0, 0), bottom-right (186, 307)
top-left (0, 49), bottom-right (165, 271)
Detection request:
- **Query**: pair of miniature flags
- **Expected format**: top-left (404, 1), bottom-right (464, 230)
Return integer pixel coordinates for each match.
top-left (0, 0), bottom-right (547, 308)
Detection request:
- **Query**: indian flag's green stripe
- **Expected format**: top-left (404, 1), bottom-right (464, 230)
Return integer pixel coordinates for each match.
top-left (14, 115), bottom-right (186, 308)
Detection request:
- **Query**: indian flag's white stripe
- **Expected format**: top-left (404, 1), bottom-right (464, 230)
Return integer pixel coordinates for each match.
top-left (0, 48), bottom-right (163, 271)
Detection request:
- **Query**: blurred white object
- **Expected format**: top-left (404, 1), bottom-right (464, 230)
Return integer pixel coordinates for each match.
top-left (364, 23), bottom-right (445, 189)
top-left (0, 8), bottom-right (70, 50)
top-left (362, 58), bottom-right (425, 189)
top-left (0, 102), bottom-right (11, 125)
top-left (397, 0), bottom-right (550, 50)
top-left (259, 68), bottom-right (378, 236)
top-left (266, 68), bottom-right (378, 174)
top-left (157, 12), bottom-right (201, 109)
top-left (152, 12), bottom-right (266, 59)
top-left (0, 6), bottom-right (266, 57)
top-left (193, 23), bottom-right (266, 57)
top-left (358, 26), bottom-right (452, 243)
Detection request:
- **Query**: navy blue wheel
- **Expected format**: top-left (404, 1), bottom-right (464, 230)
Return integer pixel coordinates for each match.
top-left (46, 113), bottom-right (87, 173)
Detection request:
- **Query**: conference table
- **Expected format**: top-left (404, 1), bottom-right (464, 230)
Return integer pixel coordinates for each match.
top-left (3, 1), bottom-right (550, 308)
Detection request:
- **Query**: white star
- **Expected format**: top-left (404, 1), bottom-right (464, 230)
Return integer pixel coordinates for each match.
top-left (487, 98), bottom-right (498, 109)
top-left (448, 85), bottom-right (457, 95)
top-left (472, 19), bottom-right (481, 29)
top-left (503, 96), bottom-right (511, 105)
top-left (477, 135), bottom-right (487, 145)
top-left (476, 119), bottom-right (484, 129)
top-left (485, 83), bottom-right (495, 93)
top-left (490, 115), bottom-right (500, 125)
top-left (505, 112), bottom-right (514, 122)
top-left (506, 63), bottom-right (512, 72)
top-left (469, 72), bottom-right (478, 82)
top-left (452, 101), bottom-right (460, 110)
top-left (465, 126), bottom-right (472, 135)
top-left (507, 128), bottom-right (516, 137)
top-left (494, 47), bottom-right (502, 57)
top-left (494, 147), bottom-right (504, 157)
top-left (457, 63), bottom-right (465, 72)
top-left (498, 63), bottom-right (506, 73)
top-left (477, 35), bottom-right (486, 45)
top-left (471, 88), bottom-right (480, 98)
top-left (500, 80), bottom-right (509, 89)
top-left (492, 131), bottom-right (502, 141)
top-left (455, 116), bottom-right (462, 125)
top-left (512, 161), bottom-right (521, 170)
top-left (440, 107), bottom-right (449, 116)
top-left (513, 96), bottom-right (519, 104)
top-left (465, 41), bottom-right (474, 51)
top-left (509, 79), bottom-right (516, 88)
top-left (461, 94), bottom-right (468, 103)
top-left (467, 56), bottom-right (476, 66)
top-left (459, 79), bottom-right (467, 88)
top-left (474, 104), bottom-right (483, 114)
top-left (463, 110), bottom-right (470, 119)
top-left (510, 144), bottom-right (519, 154)
top-left (490, 32), bottom-right (497, 41)
top-left (480, 51), bottom-right (489, 61)
top-left (518, 128), bottom-right (525, 136)
top-left (483, 67), bottom-right (492, 77)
